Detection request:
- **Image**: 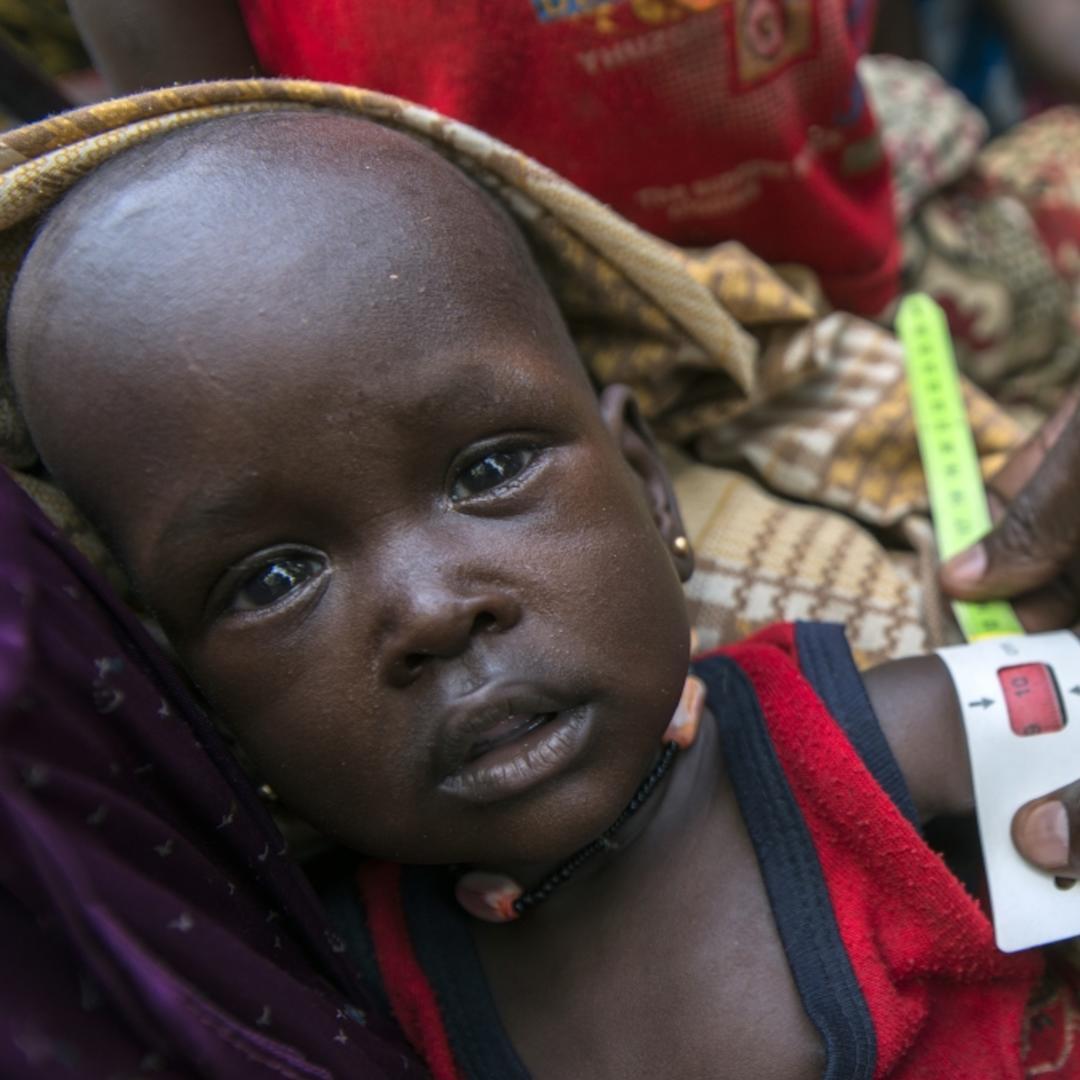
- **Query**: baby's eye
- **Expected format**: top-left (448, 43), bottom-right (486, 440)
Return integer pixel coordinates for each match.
top-left (230, 555), bottom-right (323, 612)
top-left (451, 447), bottom-right (535, 501)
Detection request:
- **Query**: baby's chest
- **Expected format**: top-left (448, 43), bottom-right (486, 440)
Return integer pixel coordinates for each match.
top-left (478, 858), bottom-right (825, 1079)
top-left (503, 944), bottom-right (824, 1080)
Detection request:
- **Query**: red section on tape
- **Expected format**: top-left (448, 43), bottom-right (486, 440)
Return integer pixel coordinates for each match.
top-left (998, 663), bottom-right (1065, 736)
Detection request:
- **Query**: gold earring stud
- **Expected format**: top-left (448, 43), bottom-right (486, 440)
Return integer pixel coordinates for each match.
top-left (673, 535), bottom-right (690, 557)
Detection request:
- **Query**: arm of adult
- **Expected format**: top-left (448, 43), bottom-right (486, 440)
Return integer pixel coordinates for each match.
top-left (69, 0), bottom-right (260, 94)
top-left (991, 0), bottom-right (1080, 102)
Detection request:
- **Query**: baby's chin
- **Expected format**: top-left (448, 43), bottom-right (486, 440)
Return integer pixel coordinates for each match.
top-left (386, 756), bottom-right (668, 873)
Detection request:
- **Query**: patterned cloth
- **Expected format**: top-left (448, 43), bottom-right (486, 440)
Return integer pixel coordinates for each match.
top-left (0, 77), bottom-right (1028, 671)
top-left (0, 470), bottom-right (419, 1076)
top-left (864, 57), bottom-right (1080, 427)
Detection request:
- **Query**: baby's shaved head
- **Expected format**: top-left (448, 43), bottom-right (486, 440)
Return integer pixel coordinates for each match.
top-left (2, 109), bottom-right (692, 867)
top-left (7, 110), bottom-right (573, 529)
top-left (10, 109), bottom-right (542, 332)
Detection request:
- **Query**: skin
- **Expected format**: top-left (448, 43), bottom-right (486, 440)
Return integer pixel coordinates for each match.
top-left (10, 114), bottom-right (694, 872)
top-left (69, 0), bottom-right (258, 93)
top-left (943, 387), bottom-right (1080, 874)
top-left (2, 112), bottom-right (1064, 1076)
top-left (992, 0), bottom-right (1080, 101)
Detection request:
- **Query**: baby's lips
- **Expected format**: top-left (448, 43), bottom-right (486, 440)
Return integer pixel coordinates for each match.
top-left (467, 710), bottom-right (553, 761)
top-left (437, 680), bottom-right (581, 770)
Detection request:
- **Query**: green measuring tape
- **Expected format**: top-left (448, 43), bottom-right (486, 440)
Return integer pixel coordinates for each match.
top-left (896, 293), bottom-right (1024, 642)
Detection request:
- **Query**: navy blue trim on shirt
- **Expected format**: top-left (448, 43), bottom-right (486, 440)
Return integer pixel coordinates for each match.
top-left (403, 867), bottom-right (532, 1080)
top-left (794, 621), bottom-right (921, 831)
top-left (693, 651), bottom-right (876, 1080)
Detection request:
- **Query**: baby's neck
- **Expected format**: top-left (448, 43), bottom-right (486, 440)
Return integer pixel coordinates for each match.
top-left (467, 711), bottom-right (824, 1079)
top-left (480, 706), bottom-right (727, 932)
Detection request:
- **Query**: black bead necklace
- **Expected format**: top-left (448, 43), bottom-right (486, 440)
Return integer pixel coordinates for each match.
top-left (511, 739), bottom-right (680, 916)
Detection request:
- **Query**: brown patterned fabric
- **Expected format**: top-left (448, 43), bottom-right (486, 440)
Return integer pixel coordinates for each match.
top-left (0, 78), bottom-right (1027, 670)
top-left (863, 57), bottom-right (1080, 428)
top-left (859, 56), bottom-right (988, 226)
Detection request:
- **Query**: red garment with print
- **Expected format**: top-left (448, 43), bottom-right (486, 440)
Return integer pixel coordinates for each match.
top-left (238, 0), bottom-right (900, 316)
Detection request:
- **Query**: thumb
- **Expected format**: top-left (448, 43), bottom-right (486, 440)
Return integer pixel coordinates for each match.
top-left (1012, 785), bottom-right (1080, 880)
top-left (940, 503), bottom-right (1074, 601)
top-left (942, 394), bottom-right (1080, 602)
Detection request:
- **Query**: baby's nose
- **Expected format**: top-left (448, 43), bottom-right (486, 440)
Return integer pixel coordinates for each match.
top-left (384, 585), bottom-right (521, 687)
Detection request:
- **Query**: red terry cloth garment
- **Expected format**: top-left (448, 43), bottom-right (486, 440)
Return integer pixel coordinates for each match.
top-left (351, 622), bottom-right (1080, 1079)
top-left (237, 0), bottom-right (901, 317)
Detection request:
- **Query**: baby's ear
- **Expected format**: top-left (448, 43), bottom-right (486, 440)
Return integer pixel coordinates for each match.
top-left (599, 384), bottom-right (693, 583)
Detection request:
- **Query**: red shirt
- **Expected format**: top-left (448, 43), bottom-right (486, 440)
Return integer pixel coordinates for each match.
top-left (353, 624), bottom-right (1076, 1079)
top-left (239, 0), bottom-right (900, 316)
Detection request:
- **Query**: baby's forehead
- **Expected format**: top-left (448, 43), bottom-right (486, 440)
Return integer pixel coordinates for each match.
top-left (13, 114), bottom-right (558, 365)
top-left (7, 112), bottom-right (592, 504)
top-left (16, 111), bottom-right (543, 325)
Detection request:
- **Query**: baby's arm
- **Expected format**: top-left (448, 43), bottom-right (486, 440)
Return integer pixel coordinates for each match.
top-left (864, 652), bottom-right (1079, 875)
top-left (862, 655), bottom-right (973, 822)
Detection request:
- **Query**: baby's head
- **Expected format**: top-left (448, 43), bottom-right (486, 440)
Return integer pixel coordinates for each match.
top-left (7, 112), bottom-right (692, 867)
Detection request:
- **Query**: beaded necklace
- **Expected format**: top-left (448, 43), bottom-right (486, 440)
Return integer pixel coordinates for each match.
top-left (454, 673), bottom-right (705, 923)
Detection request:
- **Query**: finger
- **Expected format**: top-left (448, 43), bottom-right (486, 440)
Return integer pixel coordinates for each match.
top-left (981, 485), bottom-right (1080, 632)
top-left (1012, 783), bottom-right (1080, 878)
top-left (986, 386), bottom-right (1080, 504)
top-left (942, 391), bottom-right (1080, 601)
top-left (1010, 581), bottom-right (1079, 634)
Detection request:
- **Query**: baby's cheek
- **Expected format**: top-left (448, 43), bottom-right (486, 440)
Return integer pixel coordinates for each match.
top-left (190, 647), bottom-right (433, 851)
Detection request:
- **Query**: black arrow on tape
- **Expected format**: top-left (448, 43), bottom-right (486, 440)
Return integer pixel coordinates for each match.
top-left (968, 698), bottom-right (995, 709)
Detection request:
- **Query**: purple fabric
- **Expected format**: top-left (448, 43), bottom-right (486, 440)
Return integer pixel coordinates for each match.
top-left (0, 470), bottom-right (421, 1078)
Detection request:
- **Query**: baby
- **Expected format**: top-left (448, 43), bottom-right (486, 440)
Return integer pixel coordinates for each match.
top-left (6, 111), bottom-right (1078, 1079)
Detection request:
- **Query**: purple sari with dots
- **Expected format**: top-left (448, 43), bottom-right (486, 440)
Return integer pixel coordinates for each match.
top-left (0, 470), bottom-right (420, 1078)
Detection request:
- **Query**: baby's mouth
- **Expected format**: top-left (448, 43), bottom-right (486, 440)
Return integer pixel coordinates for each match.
top-left (466, 711), bottom-right (559, 762)
top-left (438, 685), bottom-right (595, 803)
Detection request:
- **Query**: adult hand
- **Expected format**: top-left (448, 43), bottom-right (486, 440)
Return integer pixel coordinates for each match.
top-left (940, 389), bottom-right (1080, 880)
top-left (940, 387), bottom-right (1080, 632)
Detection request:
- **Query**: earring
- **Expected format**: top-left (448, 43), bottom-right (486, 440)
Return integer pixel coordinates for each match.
top-left (454, 872), bottom-right (524, 923)
top-left (663, 673), bottom-right (706, 749)
top-left (672, 535), bottom-right (691, 557)
top-left (257, 783), bottom-right (279, 803)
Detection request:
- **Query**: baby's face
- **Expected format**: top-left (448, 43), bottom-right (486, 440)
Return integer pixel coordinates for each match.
top-left (12, 117), bottom-right (691, 866)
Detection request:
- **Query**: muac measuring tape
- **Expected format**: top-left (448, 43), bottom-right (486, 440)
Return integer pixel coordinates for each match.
top-left (898, 294), bottom-right (1080, 952)
top-left (896, 294), bottom-right (1024, 643)
top-left (895, 295), bottom-right (1062, 733)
